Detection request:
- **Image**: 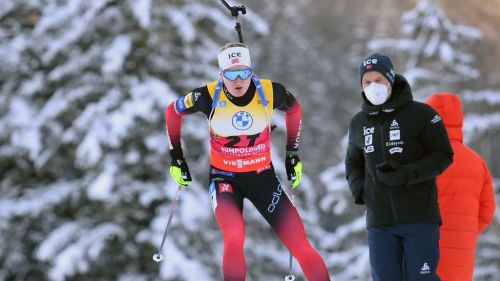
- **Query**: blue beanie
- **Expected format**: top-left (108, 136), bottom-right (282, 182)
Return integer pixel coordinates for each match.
top-left (359, 53), bottom-right (396, 86)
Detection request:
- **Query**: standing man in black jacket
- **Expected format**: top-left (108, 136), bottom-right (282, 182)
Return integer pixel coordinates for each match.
top-left (345, 53), bottom-right (453, 281)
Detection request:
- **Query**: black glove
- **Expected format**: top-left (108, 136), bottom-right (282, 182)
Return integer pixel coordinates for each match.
top-left (285, 153), bottom-right (302, 189)
top-left (376, 161), bottom-right (408, 187)
top-left (169, 150), bottom-right (192, 187)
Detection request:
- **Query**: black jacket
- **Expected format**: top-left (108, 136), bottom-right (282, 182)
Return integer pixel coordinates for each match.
top-left (345, 74), bottom-right (453, 228)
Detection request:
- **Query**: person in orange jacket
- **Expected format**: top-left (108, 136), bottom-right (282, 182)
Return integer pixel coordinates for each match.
top-left (425, 93), bottom-right (497, 281)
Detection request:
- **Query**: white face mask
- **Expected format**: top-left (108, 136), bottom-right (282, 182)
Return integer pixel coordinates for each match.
top-left (363, 82), bottom-right (390, 105)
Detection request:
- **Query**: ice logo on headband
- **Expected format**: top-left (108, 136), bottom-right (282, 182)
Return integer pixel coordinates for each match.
top-left (218, 47), bottom-right (251, 70)
top-left (232, 111), bottom-right (253, 130)
top-left (228, 52), bottom-right (242, 64)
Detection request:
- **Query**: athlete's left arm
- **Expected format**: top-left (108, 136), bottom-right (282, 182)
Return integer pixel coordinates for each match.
top-left (273, 82), bottom-right (302, 152)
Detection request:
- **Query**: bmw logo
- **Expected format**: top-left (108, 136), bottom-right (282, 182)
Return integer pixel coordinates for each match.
top-left (232, 111), bottom-right (253, 130)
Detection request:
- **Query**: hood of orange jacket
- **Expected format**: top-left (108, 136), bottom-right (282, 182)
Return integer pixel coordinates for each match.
top-left (425, 93), bottom-right (463, 143)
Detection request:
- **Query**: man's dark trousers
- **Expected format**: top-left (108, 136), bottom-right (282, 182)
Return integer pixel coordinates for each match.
top-left (368, 223), bottom-right (441, 281)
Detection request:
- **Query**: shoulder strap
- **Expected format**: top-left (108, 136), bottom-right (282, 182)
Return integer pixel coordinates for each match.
top-left (251, 74), bottom-right (268, 107)
top-left (211, 79), bottom-right (224, 110)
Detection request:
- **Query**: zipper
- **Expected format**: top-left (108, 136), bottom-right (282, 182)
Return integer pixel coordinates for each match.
top-left (379, 122), bottom-right (386, 163)
top-left (379, 119), bottom-right (398, 222)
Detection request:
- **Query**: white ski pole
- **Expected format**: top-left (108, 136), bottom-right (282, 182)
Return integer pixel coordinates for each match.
top-left (153, 185), bottom-right (182, 263)
top-left (285, 183), bottom-right (296, 281)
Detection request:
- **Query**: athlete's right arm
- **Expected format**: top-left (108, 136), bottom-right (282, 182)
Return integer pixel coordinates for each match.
top-left (165, 86), bottom-right (212, 186)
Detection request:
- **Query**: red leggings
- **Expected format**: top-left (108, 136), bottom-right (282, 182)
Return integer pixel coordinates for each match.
top-left (209, 166), bottom-right (330, 281)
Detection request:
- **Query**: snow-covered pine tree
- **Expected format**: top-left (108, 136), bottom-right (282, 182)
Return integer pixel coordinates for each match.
top-left (367, 0), bottom-right (483, 98)
top-left (316, 138), bottom-right (371, 280)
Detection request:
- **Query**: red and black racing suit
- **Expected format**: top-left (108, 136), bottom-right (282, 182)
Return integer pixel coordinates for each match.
top-left (165, 79), bottom-right (330, 281)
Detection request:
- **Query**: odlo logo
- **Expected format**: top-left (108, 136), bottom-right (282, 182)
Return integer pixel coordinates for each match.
top-left (267, 184), bottom-right (283, 213)
top-left (420, 262), bottom-right (431, 275)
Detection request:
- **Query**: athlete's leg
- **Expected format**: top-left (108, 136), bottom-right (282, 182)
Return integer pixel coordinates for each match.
top-left (241, 169), bottom-right (330, 281)
top-left (210, 176), bottom-right (246, 281)
top-left (400, 223), bottom-right (440, 281)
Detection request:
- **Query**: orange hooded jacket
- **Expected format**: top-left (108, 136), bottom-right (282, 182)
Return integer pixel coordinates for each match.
top-left (425, 93), bottom-right (496, 281)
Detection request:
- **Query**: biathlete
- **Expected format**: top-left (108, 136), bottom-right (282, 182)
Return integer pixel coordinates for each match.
top-left (165, 42), bottom-right (331, 281)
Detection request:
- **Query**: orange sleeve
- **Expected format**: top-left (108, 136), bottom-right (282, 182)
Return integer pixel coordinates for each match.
top-left (478, 160), bottom-right (496, 234)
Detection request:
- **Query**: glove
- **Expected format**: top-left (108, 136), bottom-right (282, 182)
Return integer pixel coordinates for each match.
top-left (169, 150), bottom-right (192, 187)
top-left (376, 161), bottom-right (408, 187)
top-left (285, 153), bottom-right (302, 189)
